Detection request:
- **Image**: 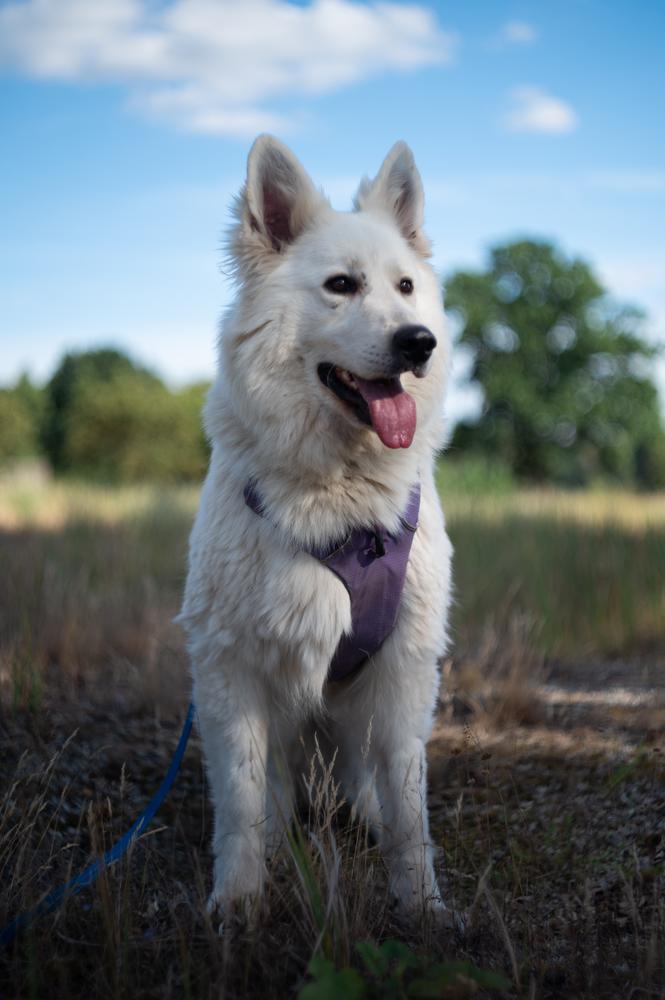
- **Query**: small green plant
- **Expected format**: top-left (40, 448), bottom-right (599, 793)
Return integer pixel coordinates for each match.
top-left (299, 956), bottom-right (365, 1000)
top-left (299, 939), bottom-right (510, 999)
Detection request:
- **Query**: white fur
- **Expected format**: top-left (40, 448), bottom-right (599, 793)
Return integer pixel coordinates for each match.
top-left (179, 136), bottom-right (453, 922)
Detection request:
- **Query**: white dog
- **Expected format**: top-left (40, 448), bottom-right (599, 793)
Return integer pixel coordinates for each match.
top-left (179, 135), bottom-right (453, 924)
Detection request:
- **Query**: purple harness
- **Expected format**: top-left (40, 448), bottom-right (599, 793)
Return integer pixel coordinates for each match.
top-left (244, 482), bottom-right (420, 682)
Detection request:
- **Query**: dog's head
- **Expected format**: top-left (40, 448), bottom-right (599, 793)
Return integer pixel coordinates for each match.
top-left (217, 136), bottom-right (448, 461)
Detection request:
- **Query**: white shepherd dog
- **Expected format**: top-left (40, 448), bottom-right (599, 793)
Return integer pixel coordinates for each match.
top-left (179, 135), bottom-right (453, 925)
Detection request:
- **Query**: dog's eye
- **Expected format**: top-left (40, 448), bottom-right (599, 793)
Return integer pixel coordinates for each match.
top-left (324, 275), bottom-right (358, 295)
top-left (399, 278), bottom-right (414, 295)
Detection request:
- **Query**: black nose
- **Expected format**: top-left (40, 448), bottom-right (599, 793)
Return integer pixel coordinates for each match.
top-left (392, 325), bottom-right (437, 369)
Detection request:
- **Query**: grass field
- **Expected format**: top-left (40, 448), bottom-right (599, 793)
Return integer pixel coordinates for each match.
top-left (1, 472), bottom-right (664, 998)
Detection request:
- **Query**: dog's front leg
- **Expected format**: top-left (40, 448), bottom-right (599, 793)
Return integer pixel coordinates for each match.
top-left (332, 659), bottom-right (452, 924)
top-left (194, 669), bottom-right (269, 921)
top-left (372, 734), bottom-right (443, 917)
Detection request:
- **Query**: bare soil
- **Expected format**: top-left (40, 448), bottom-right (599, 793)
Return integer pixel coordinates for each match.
top-left (1, 652), bottom-right (664, 999)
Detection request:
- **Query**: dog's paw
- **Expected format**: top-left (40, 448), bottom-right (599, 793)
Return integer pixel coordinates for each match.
top-left (425, 896), bottom-right (467, 938)
top-left (206, 885), bottom-right (263, 935)
top-left (206, 892), bottom-right (228, 936)
top-left (392, 888), bottom-right (466, 939)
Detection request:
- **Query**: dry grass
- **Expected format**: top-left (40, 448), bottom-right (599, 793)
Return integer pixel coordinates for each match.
top-left (1, 477), bottom-right (664, 998)
top-left (440, 486), bottom-right (665, 659)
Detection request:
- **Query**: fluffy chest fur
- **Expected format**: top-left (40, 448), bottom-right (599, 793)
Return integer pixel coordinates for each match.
top-left (181, 452), bottom-right (450, 700)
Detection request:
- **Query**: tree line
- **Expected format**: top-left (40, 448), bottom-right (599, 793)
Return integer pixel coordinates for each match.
top-left (0, 349), bottom-right (210, 482)
top-left (1, 239), bottom-right (664, 487)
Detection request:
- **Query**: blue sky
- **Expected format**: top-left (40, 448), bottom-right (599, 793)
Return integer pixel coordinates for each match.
top-left (1, 0), bottom-right (664, 420)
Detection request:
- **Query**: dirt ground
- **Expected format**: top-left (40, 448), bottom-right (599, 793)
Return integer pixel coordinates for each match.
top-left (1, 652), bottom-right (664, 999)
top-left (431, 654), bottom-right (665, 993)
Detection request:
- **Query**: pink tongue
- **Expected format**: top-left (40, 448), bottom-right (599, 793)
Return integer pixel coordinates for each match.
top-left (353, 376), bottom-right (417, 449)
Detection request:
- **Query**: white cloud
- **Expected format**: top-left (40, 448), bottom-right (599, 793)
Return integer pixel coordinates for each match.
top-left (503, 86), bottom-right (578, 134)
top-left (500, 20), bottom-right (537, 45)
top-left (485, 20), bottom-right (537, 50)
top-left (0, 0), bottom-right (456, 135)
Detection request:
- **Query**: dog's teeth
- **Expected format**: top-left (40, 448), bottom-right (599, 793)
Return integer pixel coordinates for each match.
top-left (336, 368), bottom-right (358, 389)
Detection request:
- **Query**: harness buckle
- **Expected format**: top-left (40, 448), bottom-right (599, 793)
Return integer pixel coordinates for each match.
top-left (371, 531), bottom-right (386, 558)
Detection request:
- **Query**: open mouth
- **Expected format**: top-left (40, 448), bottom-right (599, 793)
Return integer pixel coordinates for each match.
top-left (317, 363), bottom-right (417, 449)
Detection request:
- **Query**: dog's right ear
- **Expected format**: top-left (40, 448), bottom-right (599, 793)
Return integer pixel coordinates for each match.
top-left (230, 135), bottom-right (326, 276)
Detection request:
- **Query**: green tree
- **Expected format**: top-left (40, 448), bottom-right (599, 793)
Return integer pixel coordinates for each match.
top-left (0, 374), bottom-right (45, 463)
top-left (41, 348), bottom-right (210, 482)
top-left (445, 240), bottom-right (665, 487)
top-left (41, 348), bottom-right (161, 472)
top-left (0, 391), bottom-right (36, 463)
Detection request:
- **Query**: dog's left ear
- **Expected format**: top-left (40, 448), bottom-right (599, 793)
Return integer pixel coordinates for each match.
top-left (354, 142), bottom-right (430, 257)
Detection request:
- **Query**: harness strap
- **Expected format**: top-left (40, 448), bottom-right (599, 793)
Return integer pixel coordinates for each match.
top-left (243, 481), bottom-right (420, 558)
top-left (243, 481), bottom-right (420, 682)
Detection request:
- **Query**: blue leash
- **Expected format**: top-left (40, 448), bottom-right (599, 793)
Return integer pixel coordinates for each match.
top-left (1, 702), bottom-right (195, 948)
